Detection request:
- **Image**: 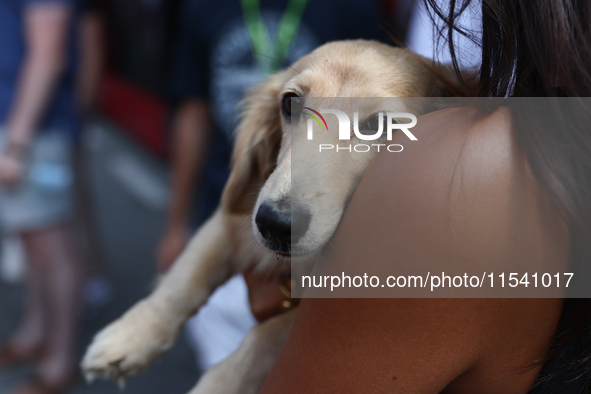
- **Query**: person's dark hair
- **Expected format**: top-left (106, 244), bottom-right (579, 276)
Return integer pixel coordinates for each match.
top-left (424, 0), bottom-right (591, 391)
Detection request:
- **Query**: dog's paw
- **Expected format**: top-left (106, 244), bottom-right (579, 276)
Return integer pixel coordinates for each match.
top-left (81, 300), bottom-right (180, 384)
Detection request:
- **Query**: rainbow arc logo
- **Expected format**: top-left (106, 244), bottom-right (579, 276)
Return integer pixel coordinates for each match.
top-left (303, 107), bottom-right (328, 130)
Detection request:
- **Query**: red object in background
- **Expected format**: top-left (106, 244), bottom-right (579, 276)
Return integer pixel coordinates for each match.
top-left (99, 72), bottom-right (168, 157)
top-left (95, 0), bottom-right (407, 160)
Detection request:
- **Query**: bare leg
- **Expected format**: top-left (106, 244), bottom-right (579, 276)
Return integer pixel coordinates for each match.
top-left (3, 235), bottom-right (47, 356)
top-left (21, 223), bottom-right (83, 386)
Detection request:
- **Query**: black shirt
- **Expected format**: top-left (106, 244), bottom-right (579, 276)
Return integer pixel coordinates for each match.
top-left (168, 0), bottom-right (384, 226)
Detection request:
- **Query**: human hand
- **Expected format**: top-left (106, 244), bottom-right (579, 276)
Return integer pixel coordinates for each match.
top-left (0, 146), bottom-right (27, 187)
top-left (156, 225), bottom-right (189, 273)
top-left (243, 268), bottom-right (298, 322)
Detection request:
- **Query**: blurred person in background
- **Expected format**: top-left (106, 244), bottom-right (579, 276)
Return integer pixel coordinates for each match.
top-left (74, 0), bottom-right (113, 313)
top-left (0, 0), bottom-right (83, 393)
top-left (75, 0), bottom-right (103, 118)
top-left (158, 0), bottom-right (385, 372)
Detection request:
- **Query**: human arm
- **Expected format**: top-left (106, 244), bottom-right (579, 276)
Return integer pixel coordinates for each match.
top-left (259, 108), bottom-right (569, 393)
top-left (157, 99), bottom-right (213, 273)
top-left (0, 1), bottom-right (71, 186)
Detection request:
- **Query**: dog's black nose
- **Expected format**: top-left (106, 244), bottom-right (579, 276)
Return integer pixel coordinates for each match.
top-left (256, 203), bottom-right (291, 245)
top-left (255, 202), bottom-right (310, 245)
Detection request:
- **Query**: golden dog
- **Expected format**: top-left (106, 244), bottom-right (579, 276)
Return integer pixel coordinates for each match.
top-left (82, 40), bottom-right (445, 394)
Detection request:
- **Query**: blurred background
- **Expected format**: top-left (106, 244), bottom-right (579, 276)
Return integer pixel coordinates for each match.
top-left (0, 0), bottom-right (471, 392)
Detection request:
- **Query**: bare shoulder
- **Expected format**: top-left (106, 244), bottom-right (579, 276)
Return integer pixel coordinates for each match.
top-left (366, 105), bottom-right (569, 272)
top-left (339, 106), bottom-right (570, 303)
top-left (365, 105), bottom-right (568, 370)
top-left (319, 106), bottom-right (568, 390)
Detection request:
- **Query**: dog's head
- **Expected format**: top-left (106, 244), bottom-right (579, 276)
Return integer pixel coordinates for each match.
top-left (222, 40), bottom-right (441, 259)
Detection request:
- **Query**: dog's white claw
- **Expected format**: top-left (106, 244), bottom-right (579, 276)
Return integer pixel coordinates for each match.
top-left (117, 378), bottom-right (126, 390)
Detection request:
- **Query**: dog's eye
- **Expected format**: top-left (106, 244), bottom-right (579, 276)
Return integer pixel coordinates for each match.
top-left (281, 93), bottom-right (302, 118)
top-left (360, 115), bottom-right (399, 135)
top-left (360, 116), bottom-right (387, 134)
top-left (365, 116), bottom-right (382, 132)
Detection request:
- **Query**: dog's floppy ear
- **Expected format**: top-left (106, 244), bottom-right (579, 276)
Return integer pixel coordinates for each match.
top-left (222, 72), bottom-right (288, 214)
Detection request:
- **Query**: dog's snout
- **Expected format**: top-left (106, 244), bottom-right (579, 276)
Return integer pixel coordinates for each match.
top-left (255, 203), bottom-right (291, 245)
top-left (255, 202), bottom-right (311, 246)
top-left (291, 205), bottom-right (311, 244)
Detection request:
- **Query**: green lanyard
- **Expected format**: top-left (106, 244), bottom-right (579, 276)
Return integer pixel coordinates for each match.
top-left (241, 0), bottom-right (310, 73)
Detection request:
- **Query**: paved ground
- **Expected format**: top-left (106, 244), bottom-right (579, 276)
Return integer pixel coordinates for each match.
top-left (0, 122), bottom-right (199, 394)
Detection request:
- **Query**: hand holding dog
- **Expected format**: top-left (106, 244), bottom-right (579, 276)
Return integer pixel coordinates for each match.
top-left (0, 146), bottom-right (27, 187)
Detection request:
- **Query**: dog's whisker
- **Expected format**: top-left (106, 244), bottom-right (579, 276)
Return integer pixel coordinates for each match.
top-left (326, 240), bottom-right (338, 254)
top-left (239, 226), bottom-right (255, 238)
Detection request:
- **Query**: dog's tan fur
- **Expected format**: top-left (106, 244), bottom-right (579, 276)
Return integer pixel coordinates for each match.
top-left (81, 40), bottom-right (444, 394)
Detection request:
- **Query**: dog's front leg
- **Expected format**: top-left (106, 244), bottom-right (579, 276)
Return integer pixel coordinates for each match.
top-left (82, 209), bottom-right (248, 384)
top-left (188, 308), bottom-right (297, 394)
